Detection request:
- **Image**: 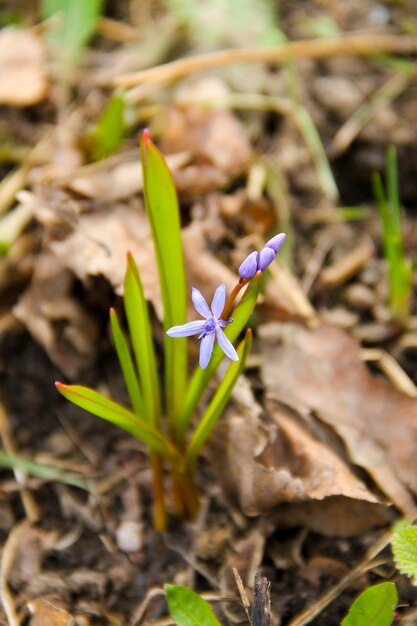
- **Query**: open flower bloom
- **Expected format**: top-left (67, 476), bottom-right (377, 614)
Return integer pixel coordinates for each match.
top-left (167, 284), bottom-right (238, 369)
top-left (238, 232), bottom-right (286, 279)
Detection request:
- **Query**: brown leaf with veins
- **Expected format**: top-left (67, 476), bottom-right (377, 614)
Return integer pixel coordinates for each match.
top-left (260, 323), bottom-right (417, 518)
top-left (211, 377), bottom-right (390, 535)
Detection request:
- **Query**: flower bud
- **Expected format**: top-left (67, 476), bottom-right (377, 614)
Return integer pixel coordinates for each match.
top-left (265, 232), bottom-right (286, 254)
top-left (238, 251), bottom-right (259, 279)
top-left (257, 246), bottom-right (276, 271)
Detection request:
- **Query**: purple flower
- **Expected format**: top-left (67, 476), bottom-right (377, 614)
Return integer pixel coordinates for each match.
top-left (166, 284), bottom-right (239, 369)
top-left (238, 232), bottom-right (286, 279)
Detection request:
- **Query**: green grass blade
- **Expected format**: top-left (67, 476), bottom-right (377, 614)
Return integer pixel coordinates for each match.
top-left (42, 0), bottom-right (103, 67)
top-left (140, 131), bottom-right (187, 428)
top-left (124, 253), bottom-right (161, 424)
top-left (176, 273), bottom-right (261, 441)
top-left (55, 383), bottom-right (179, 461)
top-left (186, 330), bottom-right (252, 467)
top-left (165, 585), bottom-right (221, 626)
top-left (0, 450), bottom-right (90, 491)
top-left (372, 147), bottom-right (412, 318)
top-left (109, 308), bottom-right (145, 418)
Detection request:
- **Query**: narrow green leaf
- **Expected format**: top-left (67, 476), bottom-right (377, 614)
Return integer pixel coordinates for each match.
top-left (186, 330), bottom-right (252, 466)
top-left (372, 147), bottom-right (412, 318)
top-left (124, 254), bottom-right (161, 425)
top-left (177, 273), bottom-right (261, 441)
top-left (140, 132), bottom-right (187, 427)
top-left (165, 584), bottom-right (221, 626)
top-left (109, 308), bottom-right (145, 418)
top-left (42, 0), bottom-right (103, 67)
top-left (55, 383), bottom-right (179, 461)
top-left (341, 582), bottom-right (397, 626)
top-left (391, 519), bottom-right (417, 577)
top-left (89, 91), bottom-right (125, 161)
top-left (0, 450), bottom-right (90, 491)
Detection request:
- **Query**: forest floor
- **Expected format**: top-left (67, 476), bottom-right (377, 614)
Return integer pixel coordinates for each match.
top-left (1, 1), bottom-right (417, 625)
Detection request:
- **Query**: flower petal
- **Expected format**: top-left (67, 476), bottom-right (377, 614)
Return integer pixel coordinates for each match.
top-left (257, 246), bottom-right (275, 271)
top-left (211, 284), bottom-right (226, 318)
top-left (239, 251), bottom-right (259, 279)
top-left (167, 320), bottom-right (206, 337)
top-left (191, 288), bottom-right (211, 319)
top-left (265, 232), bottom-right (286, 254)
top-left (199, 331), bottom-right (215, 369)
top-left (216, 328), bottom-right (239, 362)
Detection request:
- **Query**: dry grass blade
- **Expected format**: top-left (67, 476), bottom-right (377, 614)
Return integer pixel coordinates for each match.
top-left (114, 34), bottom-right (417, 89)
top-left (287, 530), bottom-right (392, 626)
top-left (0, 402), bottom-right (39, 523)
top-left (361, 348), bottom-right (417, 398)
top-left (0, 521), bottom-right (32, 626)
top-left (328, 71), bottom-right (414, 158)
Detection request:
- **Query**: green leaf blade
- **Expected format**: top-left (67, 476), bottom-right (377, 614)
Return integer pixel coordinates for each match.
top-left (177, 273), bottom-right (261, 441)
top-left (124, 254), bottom-right (161, 425)
top-left (42, 0), bottom-right (103, 67)
top-left (140, 132), bottom-right (187, 427)
top-left (165, 584), bottom-right (221, 626)
top-left (391, 519), bottom-right (417, 578)
top-left (186, 329), bottom-right (252, 466)
top-left (109, 308), bottom-right (145, 418)
top-left (55, 383), bottom-right (178, 460)
top-left (341, 582), bottom-right (397, 626)
top-left (89, 91), bottom-right (126, 161)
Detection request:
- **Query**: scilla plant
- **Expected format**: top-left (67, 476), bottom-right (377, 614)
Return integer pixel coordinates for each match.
top-left (56, 130), bottom-right (285, 530)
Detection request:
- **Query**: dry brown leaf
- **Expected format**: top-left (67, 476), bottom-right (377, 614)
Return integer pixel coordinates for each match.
top-left (0, 28), bottom-right (48, 106)
top-left (218, 409), bottom-right (379, 514)
top-left (65, 151), bottom-right (190, 202)
top-left (260, 323), bottom-right (417, 518)
top-left (7, 525), bottom-right (57, 589)
top-left (210, 376), bottom-right (389, 535)
top-left (28, 598), bottom-right (73, 626)
top-left (160, 104), bottom-right (251, 193)
top-left (49, 202), bottom-right (162, 313)
top-left (13, 252), bottom-right (99, 377)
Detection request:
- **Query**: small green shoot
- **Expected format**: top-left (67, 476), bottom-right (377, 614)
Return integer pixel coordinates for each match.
top-left (165, 584), bottom-right (221, 626)
top-left (56, 131), bottom-right (285, 529)
top-left (372, 146), bottom-right (412, 318)
top-left (41, 0), bottom-right (103, 68)
top-left (391, 519), bottom-right (417, 578)
top-left (88, 91), bottom-right (126, 161)
top-left (341, 582), bottom-right (397, 626)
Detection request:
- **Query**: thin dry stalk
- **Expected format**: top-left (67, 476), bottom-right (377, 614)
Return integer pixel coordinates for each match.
top-left (114, 34), bottom-right (417, 90)
top-left (361, 348), bottom-right (417, 397)
top-left (0, 402), bottom-right (39, 523)
top-left (0, 521), bottom-right (32, 626)
top-left (329, 71), bottom-right (414, 158)
top-left (287, 530), bottom-right (392, 626)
